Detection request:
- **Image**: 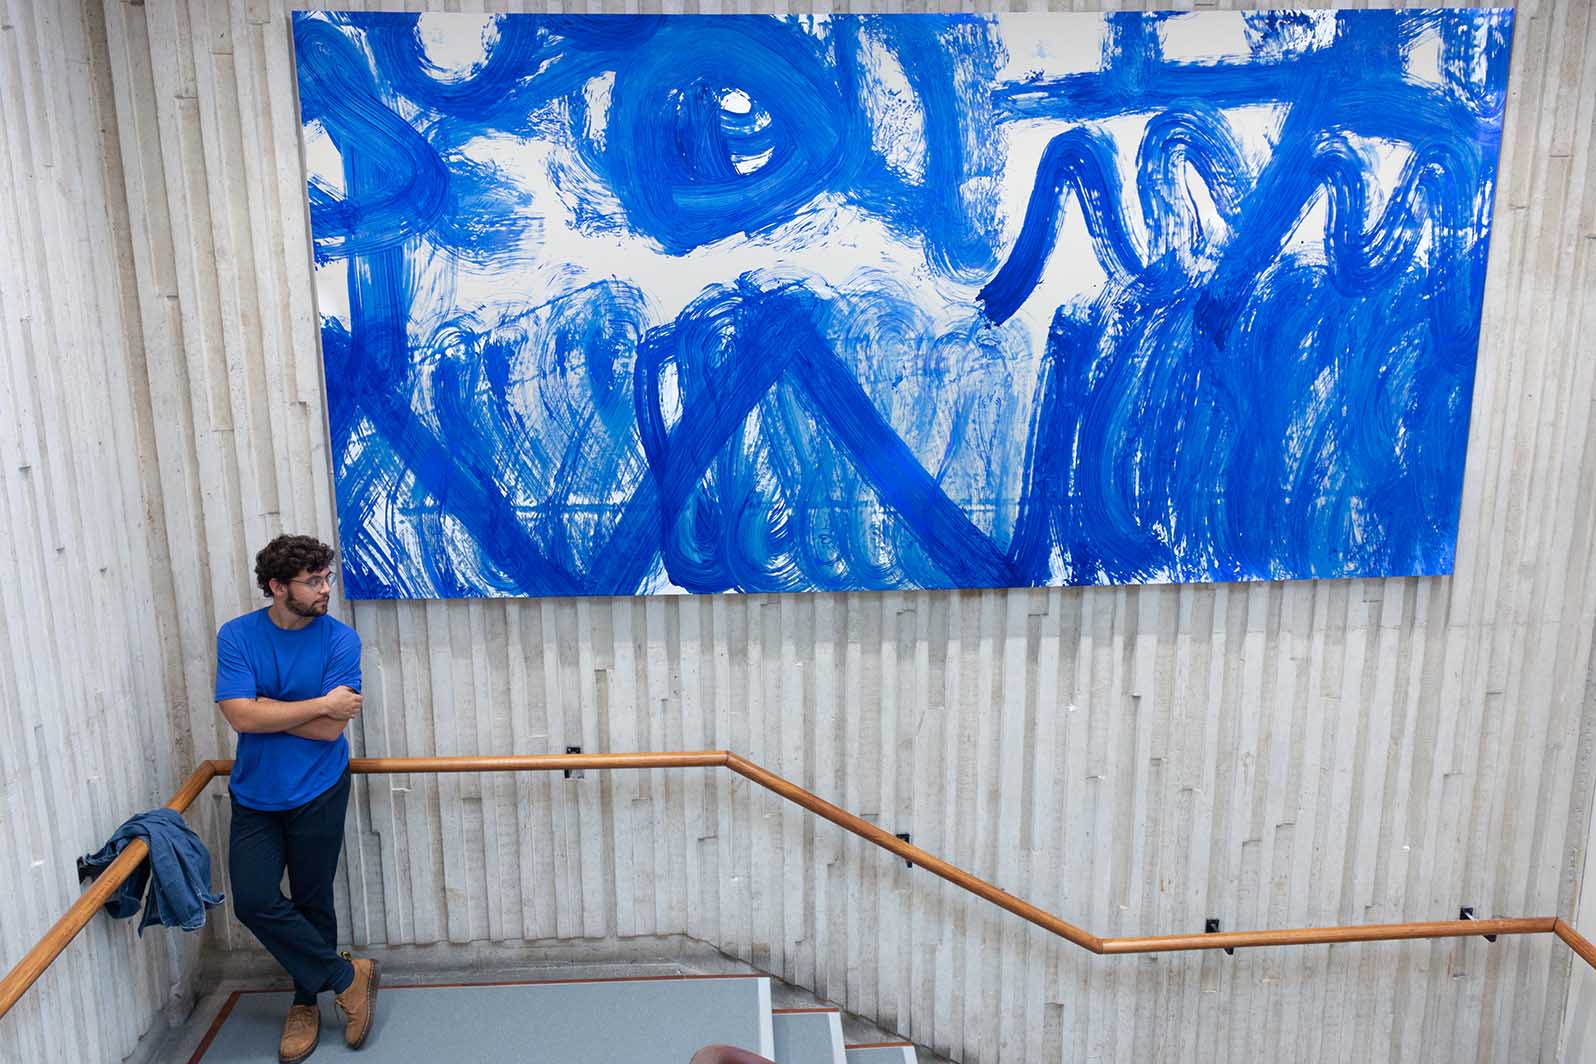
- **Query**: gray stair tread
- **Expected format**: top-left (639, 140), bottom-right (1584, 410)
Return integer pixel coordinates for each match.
top-left (772, 1008), bottom-right (845, 1064)
top-left (845, 1045), bottom-right (917, 1064)
top-left (194, 975), bottom-right (773, 1063)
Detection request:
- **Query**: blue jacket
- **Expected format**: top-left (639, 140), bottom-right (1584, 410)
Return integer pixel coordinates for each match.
top-left (79, 809), bottom-right (225, 934)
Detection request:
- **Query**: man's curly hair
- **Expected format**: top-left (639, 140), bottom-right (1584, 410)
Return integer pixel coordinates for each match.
top-left (255, 534), bottom-right (336, 597)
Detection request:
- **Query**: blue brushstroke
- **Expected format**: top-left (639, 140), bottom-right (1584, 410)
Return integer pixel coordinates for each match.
top-left (634, 275), bottom-right (1023, 592)
top-left (582, 18), bottom-right (851, 254)
top-left (976, 126), bottom-right (1144, 324)
top-left (292, 9), bottom-right (1513, 598)
top-left (849, 17), bottom-right (1009, 281)
top-left (358, 13), bottom-right (546, 115)
top-left (296, 18), bottom-right (450, 266)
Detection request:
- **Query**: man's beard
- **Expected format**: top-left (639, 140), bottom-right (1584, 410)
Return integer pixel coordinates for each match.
top-left (285, 595), bottom-right (329, 618)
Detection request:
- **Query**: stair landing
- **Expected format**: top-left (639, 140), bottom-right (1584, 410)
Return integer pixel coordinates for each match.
top-left (190, 974), bottom-right (771, 1063)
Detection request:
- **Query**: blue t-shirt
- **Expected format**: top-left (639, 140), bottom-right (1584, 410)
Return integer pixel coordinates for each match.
top-left (214, 608), bottom-right (361, 811)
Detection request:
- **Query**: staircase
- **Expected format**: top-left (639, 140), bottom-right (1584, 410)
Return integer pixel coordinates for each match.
top-left (186, 973), bottom-right (920, 1063)
top-left (772, 1007), bottom-right (917, 1064)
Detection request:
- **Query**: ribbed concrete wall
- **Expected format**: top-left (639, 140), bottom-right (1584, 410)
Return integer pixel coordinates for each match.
top-left (3, 1), bottom-right (1594, 1062)
top-left (0, 2), bottom-right (198, 1061)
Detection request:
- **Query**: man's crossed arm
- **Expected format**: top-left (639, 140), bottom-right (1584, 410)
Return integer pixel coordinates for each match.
top-left (218, 685), bottom-right (364, 742)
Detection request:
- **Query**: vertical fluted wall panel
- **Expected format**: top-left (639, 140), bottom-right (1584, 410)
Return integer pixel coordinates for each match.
top-left (0, 1), bottom-right (194, 1060)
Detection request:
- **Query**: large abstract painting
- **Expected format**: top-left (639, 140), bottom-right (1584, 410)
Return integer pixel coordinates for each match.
top-left (293, 10), bottom-right (1513, 599)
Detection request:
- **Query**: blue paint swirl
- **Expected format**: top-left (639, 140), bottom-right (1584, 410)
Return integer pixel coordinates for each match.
top-left (293, 9), bottom-right (1513, 598)
top-left (580, 17), bottom-right (851, 254)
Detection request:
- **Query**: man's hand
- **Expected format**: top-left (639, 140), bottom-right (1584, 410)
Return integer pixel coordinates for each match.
top-left (323, 685), bottom-right (363, 721)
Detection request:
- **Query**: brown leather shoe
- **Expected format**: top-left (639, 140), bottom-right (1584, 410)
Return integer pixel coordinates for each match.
top-left (332, 954), bottom-right (380, 1049)
top-left (278, 1003), bottom-right (320, 1064)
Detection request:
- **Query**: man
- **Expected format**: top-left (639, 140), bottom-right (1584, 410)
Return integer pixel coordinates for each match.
top-left (215, 534), bottom-right (380, 1062)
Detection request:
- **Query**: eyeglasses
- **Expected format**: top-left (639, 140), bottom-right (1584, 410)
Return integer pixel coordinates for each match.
top-left (289, 573), bottom-right (337, 591)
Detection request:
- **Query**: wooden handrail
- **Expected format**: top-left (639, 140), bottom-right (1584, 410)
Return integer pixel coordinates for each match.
top-left (720, 752), bottom-right (1101, 951)
top-left (3, 750), bottom-right (1594, 1026)
top-left (1101, 917), bottom-right (1557, 954)
top-left (1556, 918), bottom-right (1596, 968)
top-left (0, 760), bottom-right (219, 1020)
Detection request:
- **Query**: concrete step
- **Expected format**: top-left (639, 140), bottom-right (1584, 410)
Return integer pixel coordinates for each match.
top-left (176, 952), bottom-right (937, 1064)
top-left (844, 1044), bottom-right (918, 1064)
top-left (772, 1007), bottom-right (846, 1064)
top-left (189, 974), bottom-right (775, 1062)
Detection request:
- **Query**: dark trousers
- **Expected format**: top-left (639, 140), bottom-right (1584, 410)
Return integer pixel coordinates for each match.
top-left (229, 770), bottom-right (356, 1004)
